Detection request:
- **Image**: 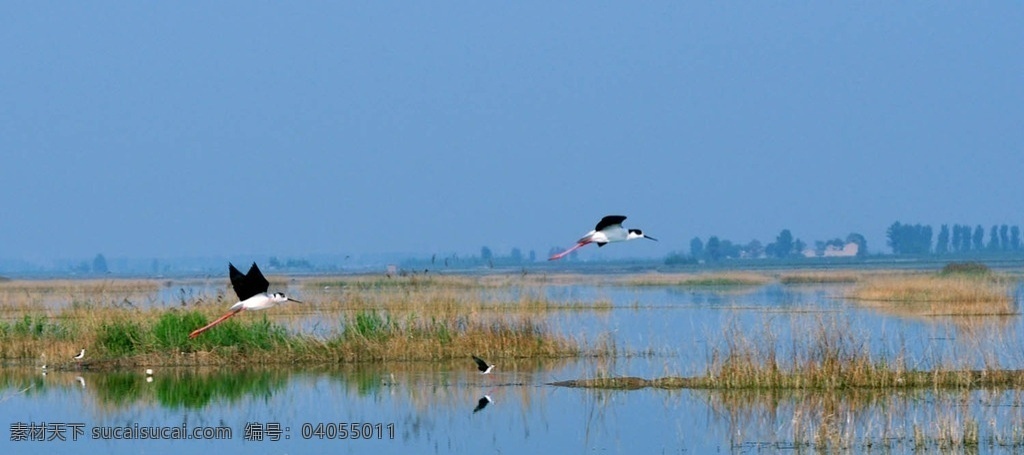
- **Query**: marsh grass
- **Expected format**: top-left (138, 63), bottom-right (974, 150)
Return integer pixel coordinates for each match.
top-left (0, 279), bottom-right (162, 312)
top-left (305, 280), bottom-right (613, 316)
top-left (849, 271), bottom-right (1015, 316)
top-left (553, 316), bottom-right (1024, 391)
top-left (778, 271), bottom-right (862, 285)
top-left (625, 272), bottom-right (772, 287)
top-left (0, 277), bottom-right (582, 368)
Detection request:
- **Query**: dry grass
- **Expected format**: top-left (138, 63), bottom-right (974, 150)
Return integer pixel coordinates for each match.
top-left (624, 272), bottom-right (772, 287)
top-left (778, 271), bottom-right (863, 285)
top-left (0, 279), bottom-right (163, 312)
top-left (848, 273), bottom-right (1015, 316)
top-left (553, 315), bottom-right (1024, 391)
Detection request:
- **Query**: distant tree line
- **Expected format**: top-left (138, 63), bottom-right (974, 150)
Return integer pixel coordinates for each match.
top-left (889, 221), bottom-right (1022, 255)
top-left (268, 256), bottom-right (313, 270)
top-left (69, 253), bottom-right (109, 275)
top-left (666, 229), bottom-right (867, 264)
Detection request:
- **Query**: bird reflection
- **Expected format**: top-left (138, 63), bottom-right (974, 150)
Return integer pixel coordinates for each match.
top-left (473, 395), bottom-right (492, 413)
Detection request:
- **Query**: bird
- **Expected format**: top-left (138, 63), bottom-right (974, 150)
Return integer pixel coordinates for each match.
top-left (472, 355), bottom-right (495, 375)
top-left (188, 262), bottom-right (303, 338)
top-left (73, 349), bottom-right (85, 360)
top-left (75, 376), bottom-right (86, 388)
top-left (549, 215), bottom-right (657, 261)
top-left (473, 395), bottom-right (492, 413)
top-left (145, 368), bottom-right (154, 376)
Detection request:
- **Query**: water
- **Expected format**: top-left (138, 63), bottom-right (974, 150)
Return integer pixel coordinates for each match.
top-left (4, 279), bottom-right (1024, 453)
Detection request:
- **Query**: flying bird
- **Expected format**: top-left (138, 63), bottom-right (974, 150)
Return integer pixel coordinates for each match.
top-left (188, 262), bottom-right (302, 338)
top-left (549, 215), bottom-right (657, 260)
top-left (473, 395), bottom-right (492, 413)
top-left (472, 355), bottom-right (495, 375)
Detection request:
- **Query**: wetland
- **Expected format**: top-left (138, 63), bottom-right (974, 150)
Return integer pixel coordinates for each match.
top-left (3, 265), bottom-right (1024, 453)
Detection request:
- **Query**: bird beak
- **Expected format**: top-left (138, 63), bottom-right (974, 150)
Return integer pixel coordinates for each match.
top-left (645, 235), bottom-right (658, 241)
top-left (289, 298), bottom-right (304, 304)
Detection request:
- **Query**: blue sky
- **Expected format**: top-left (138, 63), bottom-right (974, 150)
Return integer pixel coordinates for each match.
top-left (2, 3), bottom-right (1022, 262)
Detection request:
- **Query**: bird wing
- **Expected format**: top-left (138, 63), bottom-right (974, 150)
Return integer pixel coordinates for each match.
top-left (229, 262), bottom-right (271, 301)
top-left (472, 355), bottom-right (488, 370)
top-left (594, 215), bottom-right (627, 232)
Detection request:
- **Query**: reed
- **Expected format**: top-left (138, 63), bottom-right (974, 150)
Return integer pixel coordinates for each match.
top-left (625, 272), bottom-right (772, 287)
top-left (0, 305), bottom-right (578, 368)
top-left (778, 271), bottom-right (862, 285)
top-left (848, 272), bottom-right (1014, 316)
top-left (552, 316), bottom-right (1024, 391)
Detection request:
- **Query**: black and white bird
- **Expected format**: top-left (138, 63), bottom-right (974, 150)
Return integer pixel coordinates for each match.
top-left (549, 215), bottom-right (657, 261)
top-left (472, 395), bottom-right (492, 413)
top-left (472, 355), bottom-right (495, 375)
top-left (189, 262), bottom-right (302, 338)
top-left (73, 349), bottom-right (86, 360)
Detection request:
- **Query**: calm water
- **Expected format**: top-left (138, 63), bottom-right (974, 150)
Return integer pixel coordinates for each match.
top-left (4, 279), bottom-right (1024, 453)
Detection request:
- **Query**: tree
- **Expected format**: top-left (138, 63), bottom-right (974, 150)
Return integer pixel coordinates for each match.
top-left (92, 254), bottom-right (109, 274)
top-left (936, 225), bottom-right (950, 254)
top-left (846, 233), bottom-right (868, 257)
top-left (510, 248), bottom-right (523, 263)
top-left (951, 224), bottom-right (962, 253)
top-left (689, 237), bottom-right (704, 259)
top-left (1000, 225), bottom-right (1010, 251)
top-left (480, 246), bottom-right (493, 261)
top-left (705, 236), bottom-right (721, 261)
top-left (972, 225), bottom-right (985, 251)
top-left (773, 229), bottom-right (794, 259)
top-left (961, 225), bottom-right (973, 252)
top-left (887, 222), bottom-right (932, 255)
top-left (793, 238), bottom-right (807, 257)
top-left (744, 239), bottom-right (764, 258)
top-left (988, 225), bottom-right (1000, 251)
top-left (528, 250), bottom-right (537, 262)
top-left (886, 222), bottom-right (903, 254)
top-left (1012, 226), bottom-right (1021, 251)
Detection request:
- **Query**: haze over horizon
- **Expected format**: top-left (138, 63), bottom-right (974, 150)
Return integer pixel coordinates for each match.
top-left (3, 3), bottom-right (1021, 265)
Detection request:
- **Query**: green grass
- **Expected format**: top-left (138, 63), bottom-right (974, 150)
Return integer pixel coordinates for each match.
top-left (0, 305), bottom-right (577, 368)
top-left (3, 315), bottom-right (72, 339)
top-left (939, 261), bottom-right (993, 277)
top-left (626, 272), bottom-right (771, 287)
top-left (98, 320), bottom-right (144, 356)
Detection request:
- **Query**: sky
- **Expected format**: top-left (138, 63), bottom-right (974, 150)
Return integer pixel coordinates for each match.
top-left (2, 3), bottom-right (1022, 264)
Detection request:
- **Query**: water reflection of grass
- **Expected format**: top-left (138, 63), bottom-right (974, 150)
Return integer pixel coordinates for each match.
top-left (698, 388), bottom-right (1024, 451)
top-left (152, 369), bottom-right (286, 409)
